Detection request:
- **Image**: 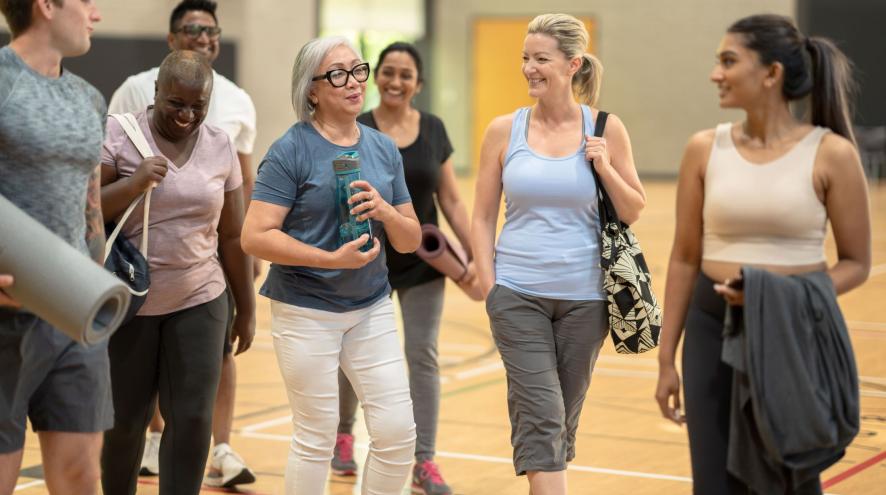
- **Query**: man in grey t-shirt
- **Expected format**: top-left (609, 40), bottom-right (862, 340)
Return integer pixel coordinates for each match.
top-left (0, 1), bottom-right (108, 494)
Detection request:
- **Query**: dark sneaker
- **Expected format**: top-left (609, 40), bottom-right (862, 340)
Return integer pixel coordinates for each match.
top-left (331, 433), bottom-right (358, 476)
top-left (412, 459), bottom-right (452, 495)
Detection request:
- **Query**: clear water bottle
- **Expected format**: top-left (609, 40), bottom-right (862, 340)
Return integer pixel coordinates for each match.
top-left (333, 151), bottom-right (373, 253)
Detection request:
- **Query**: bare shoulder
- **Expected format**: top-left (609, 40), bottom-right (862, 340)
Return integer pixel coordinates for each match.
top-left (680, 128), bottom-right (717, 179)
top-left (597, 112), bottom-right (628, 138)
top-left (817, 132), bottom-right (861, 167)
top-left (480, 113), bottom-right (515, 157)
top-left (688, 128), bottom-right (716, 147)
top-left (814, 131), bottom-right (863, 189)
top-left (685, 129), bottom-right (717, 157)
top-left (485, 113), bottom-right (514, 140)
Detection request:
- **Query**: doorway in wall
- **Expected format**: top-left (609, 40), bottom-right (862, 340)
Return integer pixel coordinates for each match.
top-left (470, 16), bottom-right (595, 172)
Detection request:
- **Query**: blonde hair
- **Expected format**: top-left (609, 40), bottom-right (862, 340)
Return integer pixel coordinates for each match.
top-left (527, 13), bottom-right (603, 105)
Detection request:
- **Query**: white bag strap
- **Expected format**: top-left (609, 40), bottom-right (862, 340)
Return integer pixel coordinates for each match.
top-left (115, 113), bottom-right (154, 159)
top-left (104, 113), bottom-right (155, 262)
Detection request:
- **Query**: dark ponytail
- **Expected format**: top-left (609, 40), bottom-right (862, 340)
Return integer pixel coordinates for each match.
top-left (806, 37), bottom-right (857, 145)
top-left (728, 14), bottom-right (857, 144)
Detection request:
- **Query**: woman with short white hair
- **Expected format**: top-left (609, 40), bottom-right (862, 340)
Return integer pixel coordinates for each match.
top-left (241, 36), bottom-right (420, 494)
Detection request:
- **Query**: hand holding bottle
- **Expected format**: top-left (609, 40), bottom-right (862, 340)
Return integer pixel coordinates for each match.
top-left (348, 180), bottom-right (394, 223)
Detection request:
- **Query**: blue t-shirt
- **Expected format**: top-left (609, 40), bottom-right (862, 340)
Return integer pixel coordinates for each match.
top-left (252, 121), bottom-right (411, 312)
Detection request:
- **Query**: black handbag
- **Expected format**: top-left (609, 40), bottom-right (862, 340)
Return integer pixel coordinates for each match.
top-left (103, 113), bottom-right (153, 323)
top-left (105, 215), bottom-right (149, 323)
top-left (588, 111), bottom-right (662, 354)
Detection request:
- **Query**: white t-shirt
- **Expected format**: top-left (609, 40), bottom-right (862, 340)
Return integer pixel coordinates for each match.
top-left (108, 67), bottom-right (257, 154)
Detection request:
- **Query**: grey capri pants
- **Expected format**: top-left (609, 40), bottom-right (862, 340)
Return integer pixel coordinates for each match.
top-left (485, 284), bottom-right (608, 475)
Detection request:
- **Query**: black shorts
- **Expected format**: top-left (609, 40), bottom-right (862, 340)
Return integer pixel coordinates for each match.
top-left (0, 309), bottom-right (114, 452)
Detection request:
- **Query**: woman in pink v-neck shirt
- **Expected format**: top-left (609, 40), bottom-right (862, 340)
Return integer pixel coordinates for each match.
top-left (97, 51), bottom-right (255, 495)
top-left (102, 106), bottom-right (239, 315)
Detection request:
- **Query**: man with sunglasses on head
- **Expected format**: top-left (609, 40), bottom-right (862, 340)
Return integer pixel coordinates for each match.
top-left (107, 0), bottom-right (257, 489)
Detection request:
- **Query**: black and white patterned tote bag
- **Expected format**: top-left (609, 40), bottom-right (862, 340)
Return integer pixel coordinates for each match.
top-left (589, 111), bottom-right (662, 354)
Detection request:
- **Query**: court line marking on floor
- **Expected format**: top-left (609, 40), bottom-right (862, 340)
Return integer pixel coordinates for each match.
top-left (136, 478), bottom-right (274, 494)
top-left (452, 360), bottom-right (502, 380)
top-left (446, 361), bottom-right (659, 382)
top-left (860, 375), bottom-right (886, 385)
top-left (234, 403), bottom-right (292, 421)
top-left (869, 263), bottom-right (886, 278)
top-left (236, 430), bottom-right (841, 494)
top-left (13, 467), bottom-right (282, 493)
top-left (441, 377), bottom-right (505, 398)
top-left (595, 367), bottom-right (658, 379)
top-left (242, 414), bottom-right (293, 433)
top-left (13, 480), bottom-right (44, 491)
top-left (442, 450), bottom-right (694, 482)
top-left (439, 342), bottom-right (489, 352)
top-left (847, 320), bottom-right (886, 332)
top-left (596, 355), bottom-right (659, 367)
top-left (822, 449), bottom-right (886, 489)
top-left (239, 431), bottom-right (694, 483)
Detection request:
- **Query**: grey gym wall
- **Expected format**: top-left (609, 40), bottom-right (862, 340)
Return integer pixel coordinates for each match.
top-left (798, 0), bottom-right (885, 128)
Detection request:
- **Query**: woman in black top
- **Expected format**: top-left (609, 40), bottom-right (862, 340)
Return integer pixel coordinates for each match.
top-left (332, 42), bottom-right (473, 495)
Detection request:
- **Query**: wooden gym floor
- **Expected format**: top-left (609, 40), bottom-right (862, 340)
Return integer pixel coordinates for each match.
top-left (12, 178), bottom-right (886, 494)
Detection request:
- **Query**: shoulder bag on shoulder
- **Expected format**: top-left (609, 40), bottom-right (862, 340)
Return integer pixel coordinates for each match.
top-left (103, 113), bottom-right (153, 323)
top-left (588, 111), bottom-right (662, 354)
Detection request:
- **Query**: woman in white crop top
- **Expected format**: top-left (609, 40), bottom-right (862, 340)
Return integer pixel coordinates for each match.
top-left (471, 13), bottom-right (646, 495)
top-left (655, 14), bottom-right (871, 495)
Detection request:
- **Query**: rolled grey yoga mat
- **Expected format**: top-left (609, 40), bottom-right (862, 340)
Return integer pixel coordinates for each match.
top-left (0, 193), bottom-right (131, 345)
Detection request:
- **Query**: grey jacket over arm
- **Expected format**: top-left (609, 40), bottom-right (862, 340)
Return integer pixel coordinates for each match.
top-left (721, 267), bottom-right (859, 494)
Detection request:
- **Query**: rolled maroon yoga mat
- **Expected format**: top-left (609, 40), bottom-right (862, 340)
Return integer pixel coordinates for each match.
top-left (415, 224), bottom-right (483, 301)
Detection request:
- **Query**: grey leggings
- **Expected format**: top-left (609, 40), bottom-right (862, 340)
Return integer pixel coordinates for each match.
top-left (338, 277), bottom-right (445, 461)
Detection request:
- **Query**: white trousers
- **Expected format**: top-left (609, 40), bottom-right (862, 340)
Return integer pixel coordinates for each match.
top-left (271, 297), bottom-right (416, 495)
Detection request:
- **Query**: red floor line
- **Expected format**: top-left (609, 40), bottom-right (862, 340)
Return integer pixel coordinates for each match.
top-left (137, 478), bottom-right (272, 495)
top-left (822, 450), bottom-right (886, 489)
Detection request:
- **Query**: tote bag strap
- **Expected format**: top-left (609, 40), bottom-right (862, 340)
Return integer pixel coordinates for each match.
top-left (587, 111), bottom-right (620, 229)
top-left (104, 113), bottom-right (154, 262)
top-left (115, 113), bottom-right (155, 159)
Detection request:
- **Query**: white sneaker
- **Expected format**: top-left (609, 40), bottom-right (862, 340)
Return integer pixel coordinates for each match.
top-left (139, 432), bottom-right (161, 476)
top-left (203, 443), bottom-right (256, 488)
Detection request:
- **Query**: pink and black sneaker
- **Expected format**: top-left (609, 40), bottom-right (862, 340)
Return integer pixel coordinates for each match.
top-left (331, 433), bottom-right (358, 476)
top-left (412, 459), bottom-right (452, 495)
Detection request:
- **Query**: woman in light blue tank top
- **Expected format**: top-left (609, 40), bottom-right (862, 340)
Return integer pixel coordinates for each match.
top-left (471, 13), bottom-right (647, 494)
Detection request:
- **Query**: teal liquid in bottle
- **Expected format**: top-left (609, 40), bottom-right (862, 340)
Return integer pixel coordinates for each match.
top-left (333, 151), bottom-right (373, 253)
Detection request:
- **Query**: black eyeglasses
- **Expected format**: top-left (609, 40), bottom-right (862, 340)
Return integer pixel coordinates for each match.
top-left (311, 63), bottom-right (370, 88)
top-left (173, 24), bottom-right (222, 39)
